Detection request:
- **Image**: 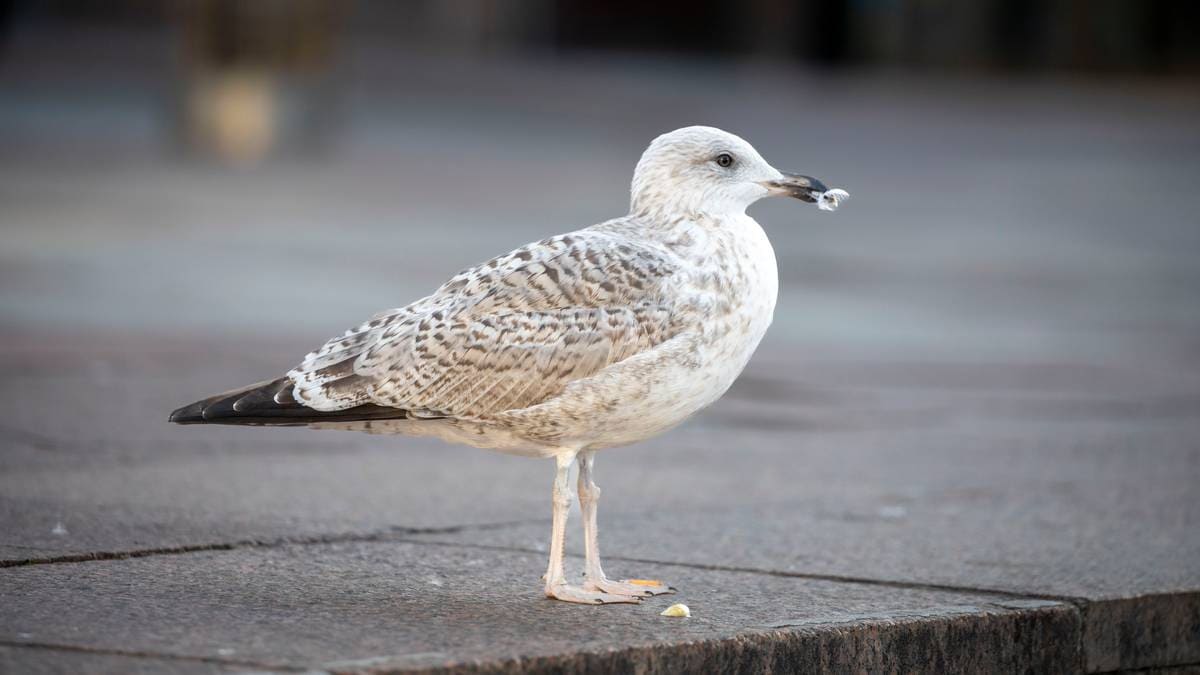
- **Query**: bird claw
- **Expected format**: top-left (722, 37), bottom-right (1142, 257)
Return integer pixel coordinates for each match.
top-left (545, 582), bottom-right (642, 605)
top-left (585, 578), bottom-right (675, 597)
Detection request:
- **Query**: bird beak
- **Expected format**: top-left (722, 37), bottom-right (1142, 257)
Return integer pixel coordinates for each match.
top-left (761, 173), bottom-right (830, 203)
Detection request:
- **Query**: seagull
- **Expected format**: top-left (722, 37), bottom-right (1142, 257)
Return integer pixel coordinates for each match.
top-left (170, 126), bottom-right (847, 604)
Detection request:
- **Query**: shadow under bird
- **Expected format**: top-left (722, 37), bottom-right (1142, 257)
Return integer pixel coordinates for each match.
top-left (170, 125), bottom-right (848, 604)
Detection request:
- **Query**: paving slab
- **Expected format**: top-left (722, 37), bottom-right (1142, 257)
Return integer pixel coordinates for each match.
top-left (3, 354), bottom-right (1197, 671)
top-left (2, 40), bottom-right (1200, 673)
top-left (408, 420), bottom-right (1200, 596)
top-left (5, 356), bottom-right (1195, 562)
top-left (0, 645), bottom-right (247, 675)
top-left (403, 418), bottom-right (1200, 672)
top-left (0, 540), bottom-right (1080, 674)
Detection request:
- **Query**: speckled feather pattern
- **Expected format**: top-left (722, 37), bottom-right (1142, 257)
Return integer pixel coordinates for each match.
top-left (164, 126), bottom-right (843, 604)
top-left (290, 127), bottom-right (784, 457)
top-left (291, 228), bottom-right (685, 417)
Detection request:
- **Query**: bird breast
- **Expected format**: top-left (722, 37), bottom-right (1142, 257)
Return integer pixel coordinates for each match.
top-left (667, 214), bottom-right (779, 396)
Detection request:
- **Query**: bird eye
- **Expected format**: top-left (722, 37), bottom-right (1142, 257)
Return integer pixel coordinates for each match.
top-left (714, 153), bottom-right (734, 168)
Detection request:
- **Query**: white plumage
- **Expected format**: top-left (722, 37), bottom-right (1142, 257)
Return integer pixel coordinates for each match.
top-left (171, 126), bottom-right (847, 604)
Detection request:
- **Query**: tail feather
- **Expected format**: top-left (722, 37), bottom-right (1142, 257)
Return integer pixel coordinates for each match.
top-left (168, 377), bottom-right (413, 426)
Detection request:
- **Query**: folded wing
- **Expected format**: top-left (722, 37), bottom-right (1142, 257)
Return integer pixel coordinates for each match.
top-left (286, 229), bottom-right (684, 420)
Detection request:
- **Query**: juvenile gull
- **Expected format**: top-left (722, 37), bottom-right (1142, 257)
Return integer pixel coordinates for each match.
top-left (170, 126), bottom-right (847, 604)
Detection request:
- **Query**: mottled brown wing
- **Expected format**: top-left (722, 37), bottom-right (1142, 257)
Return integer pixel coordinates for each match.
top-left (296, 306), bottom-right (673, 417)
top-left (287, 228), bottom-right (683, 416)
top-left (369, 305), bottom-right (672, 417)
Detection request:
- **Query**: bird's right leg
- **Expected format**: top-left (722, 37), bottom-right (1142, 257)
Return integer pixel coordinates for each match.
top-left (543, 451), bottom-right (639, 605)
top-left (578, 450), bottom-right (673, 598)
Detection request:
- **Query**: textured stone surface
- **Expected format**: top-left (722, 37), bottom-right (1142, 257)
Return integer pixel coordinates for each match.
top-left (1082, 593), bottom-right (1200, 673)
top-left (3, 34), bottom-right (1200, 674)
top-left (0, 541), bottom-right (1080, 674)
top-left (1121, 667), bottom-right (1200, 675)
top-left (3, 358), bottom-right (1198, 671)
top-left (5, 358), bottom-right (1197, 565)
top-left (402, 419), bottom-right (1200, 671)
top-left (406, 420), bottom-right (1200, 599)
top-left (0, 646), bottom-right (244, 674)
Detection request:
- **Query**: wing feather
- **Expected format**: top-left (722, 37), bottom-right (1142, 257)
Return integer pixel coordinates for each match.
top-left (287, 228), bottom-right (683, 418)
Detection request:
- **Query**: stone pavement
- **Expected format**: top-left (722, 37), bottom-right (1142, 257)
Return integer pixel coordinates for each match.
top-left (2, 39), bottom-right (1200, 673)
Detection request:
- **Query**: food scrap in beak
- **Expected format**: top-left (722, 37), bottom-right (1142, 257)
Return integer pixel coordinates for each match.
top-left (763, 173), bottom-right (850, 211)
top-left (817, 188), bottom-right (850, 211)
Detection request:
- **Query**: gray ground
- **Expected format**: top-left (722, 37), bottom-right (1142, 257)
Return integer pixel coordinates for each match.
top-left (1, 36), bottom-right (1199, 674)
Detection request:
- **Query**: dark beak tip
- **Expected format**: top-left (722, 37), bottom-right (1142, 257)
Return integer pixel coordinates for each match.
top-left (766, 174), bottom-right (849, 209)
top-left (768, 173), bottom-right (828, 202)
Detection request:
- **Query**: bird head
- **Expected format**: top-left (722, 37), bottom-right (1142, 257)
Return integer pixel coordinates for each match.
top-left (630, 125), bottom-right (837, 218)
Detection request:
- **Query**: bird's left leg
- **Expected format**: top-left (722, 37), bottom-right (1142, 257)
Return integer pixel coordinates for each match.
top-left (544, 451), bottom-right (639, 604)
top-left (577, 450), bottom-right (675, 597)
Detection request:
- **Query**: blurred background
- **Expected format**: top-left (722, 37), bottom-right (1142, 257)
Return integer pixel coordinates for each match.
top-left (2, 0), bottom-right (1199, 441)
top-left (4, 7), bottom-right (1200, 660)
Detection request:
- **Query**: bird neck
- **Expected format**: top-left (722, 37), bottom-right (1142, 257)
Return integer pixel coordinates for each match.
top-left (630, 172), bottom-right (752, 222)
top-left (629, 198), bottom-right (749, 227)
top-left (623, 209), bottom-right (774, 270)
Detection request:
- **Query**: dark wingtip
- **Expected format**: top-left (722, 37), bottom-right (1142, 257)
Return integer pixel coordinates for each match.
top-left (167, 377), bottom-right (409, 427)
top-left (169, 401), bottom-right (206, 424)
top-left (167, 378), bottom-right (282, 425)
